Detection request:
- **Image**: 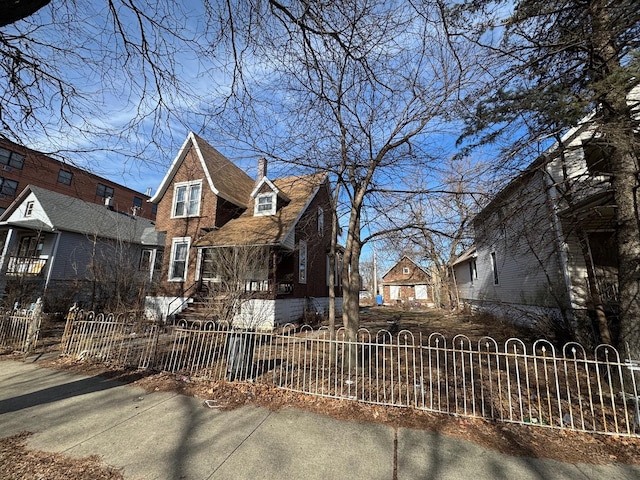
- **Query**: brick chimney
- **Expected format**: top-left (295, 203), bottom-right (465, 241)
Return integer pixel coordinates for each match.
top-left (257, 157), bottom-right (267, 181)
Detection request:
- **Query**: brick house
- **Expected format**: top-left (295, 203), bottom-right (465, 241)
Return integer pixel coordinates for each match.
top-left (0, 139), bottom-right (155, 220)
top-left (381, 256), bottom-right (434, 307)
top-left (145, 132), bottom-right (342, 328)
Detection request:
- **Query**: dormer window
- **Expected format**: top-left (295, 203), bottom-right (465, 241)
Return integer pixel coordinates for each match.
top-left (255, 193), bottom-right (276, 216)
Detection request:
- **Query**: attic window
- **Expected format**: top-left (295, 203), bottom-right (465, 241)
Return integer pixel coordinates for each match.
top-left (255, 193), bottom-right (276, 216)
top-left (25, 201), bottom-right (34, 217)
top-left (584, 140), bottom-right (614, 175)
top-left (403, 267), bottom-right (410, 275)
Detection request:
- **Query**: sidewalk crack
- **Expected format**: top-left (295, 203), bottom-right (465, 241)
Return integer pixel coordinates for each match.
top-left (206, 410), bottom-right (273, 480)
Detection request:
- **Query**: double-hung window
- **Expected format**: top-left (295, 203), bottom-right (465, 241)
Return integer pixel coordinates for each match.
top-left (173, 181), bottom-right (202, 218)
top-left (169, 237), bottom-right (190, 281)
top-left (0, 148), bottom-right (24, 169)
top-left (490, 252), bottom-right (499, 285)
top-left (317, 207), bottom-right (324, 235)
top-left (298, 240), bottom-right (307, 284)
top-left (0, 177), bottom-right (18, 196)
top-left (58, 169), bottom-right (73, 186)
top-left (469, 259), bottom-right (478, 285)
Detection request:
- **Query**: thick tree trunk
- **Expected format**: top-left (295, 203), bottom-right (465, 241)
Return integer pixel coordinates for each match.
top-left (327, 183), bottom-right (341, 363)
top-left (342, 199), bottom-right (363, 363)
top-left (575, 227), bottom-right (612, 345)
top-left (590, 0), bottom-right (640, 359)
top-left (611, 148), bottom-right (640, 359)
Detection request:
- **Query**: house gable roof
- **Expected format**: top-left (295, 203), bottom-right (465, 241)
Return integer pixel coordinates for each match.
top-left (0, 185), bottom-right (163, 246)
top-left (381, 255), bottom-right (431, 283)
top-left (250, 176), bottom-right (291, 202)
top-left (194, 172), bottom-right (327, 249)
top-left (148, 132), bottom-right (255, 208)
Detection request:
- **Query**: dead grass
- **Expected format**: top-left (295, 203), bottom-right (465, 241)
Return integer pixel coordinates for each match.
top-left (0, 432), bottom-right (124, 480)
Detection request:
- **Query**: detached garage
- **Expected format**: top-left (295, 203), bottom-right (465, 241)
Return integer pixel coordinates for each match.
top-left (381, 256), bottom-right (434, 307)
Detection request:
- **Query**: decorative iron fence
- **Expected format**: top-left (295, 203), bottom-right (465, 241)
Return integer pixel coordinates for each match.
top-left (61, 309), bottom-right (158, 368)
top-left (59, 310), bottom-right (640, 438)
top-left (0, 299), bottom-right (43, 354)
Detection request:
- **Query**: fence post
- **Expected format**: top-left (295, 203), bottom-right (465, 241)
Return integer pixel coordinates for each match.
top-left (23, 297), bottom-right (43, 355)
top-left (60, 303), bottom-right (79, 353)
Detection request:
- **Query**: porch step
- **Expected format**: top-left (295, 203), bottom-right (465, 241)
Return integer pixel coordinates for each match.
top-left (173, 296), bottom-right (224, 328)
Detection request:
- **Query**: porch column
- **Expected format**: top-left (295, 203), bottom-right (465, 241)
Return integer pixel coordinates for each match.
top-left (43, 231), bottom-right (61, 293)
top-left (0, 228), bottom-right (17, 298)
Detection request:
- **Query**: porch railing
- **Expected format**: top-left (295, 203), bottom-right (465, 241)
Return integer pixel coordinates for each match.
top-left (6, 256), bottom-right (47, 275)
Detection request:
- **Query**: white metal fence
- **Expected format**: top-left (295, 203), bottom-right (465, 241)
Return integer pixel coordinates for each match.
top-left (59, 310), bottom-right (640, 437)
top-left (0, 299), bottom-right (43, 354)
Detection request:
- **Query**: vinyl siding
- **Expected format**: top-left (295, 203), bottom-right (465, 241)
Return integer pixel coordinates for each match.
top-left (472, 170), bottom-right (565, 309)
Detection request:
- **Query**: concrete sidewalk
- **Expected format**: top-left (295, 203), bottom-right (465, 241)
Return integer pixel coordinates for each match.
top-left (1, 358), bottom-right (639, 480)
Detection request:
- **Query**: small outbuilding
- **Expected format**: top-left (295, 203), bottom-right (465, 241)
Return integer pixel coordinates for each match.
top-left (381, 256), bottom-right (433, 307)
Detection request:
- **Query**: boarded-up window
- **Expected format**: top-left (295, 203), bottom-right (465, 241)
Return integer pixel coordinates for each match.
top-left (390, 285), bottom-right (400, 300)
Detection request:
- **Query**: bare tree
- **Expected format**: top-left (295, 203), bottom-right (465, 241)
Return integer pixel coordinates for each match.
top-left (202, 1), bottom-right (481, 341)
top-left (6, 2), bottom-right (484, 341)
top-left (198, 245), bottom-right (272, 329)
top-left (377, 156), bottom-right (490, 309)
top-left (1, 1), bottom-right (206, 167)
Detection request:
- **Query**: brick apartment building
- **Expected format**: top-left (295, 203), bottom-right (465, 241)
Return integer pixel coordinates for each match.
top-left (0, 139), bottom-right (155, 219)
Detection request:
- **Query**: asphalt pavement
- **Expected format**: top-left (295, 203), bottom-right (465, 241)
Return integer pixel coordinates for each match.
top-left (1, 356), bottom-right (639, 480)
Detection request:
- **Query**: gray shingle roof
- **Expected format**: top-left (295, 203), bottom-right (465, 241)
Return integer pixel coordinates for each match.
top-left (5, 186), bottom-right (164, 246)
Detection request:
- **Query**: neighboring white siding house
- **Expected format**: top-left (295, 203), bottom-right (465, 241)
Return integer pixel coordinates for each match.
top-left (453, 115), bottom-right (619, 333)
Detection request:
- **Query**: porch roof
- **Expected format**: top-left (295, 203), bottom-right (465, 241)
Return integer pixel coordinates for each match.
top-left (194, 173), bottom-right (327, 248)
top-left (0, 218), bottom-right (53, 232)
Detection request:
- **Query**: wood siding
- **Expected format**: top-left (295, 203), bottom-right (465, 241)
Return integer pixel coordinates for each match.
top-left (470, 169), bottom-right (566, 309)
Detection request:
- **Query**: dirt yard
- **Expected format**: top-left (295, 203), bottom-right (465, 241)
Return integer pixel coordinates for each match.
top-left (2, 307), bottom-right (640, 479)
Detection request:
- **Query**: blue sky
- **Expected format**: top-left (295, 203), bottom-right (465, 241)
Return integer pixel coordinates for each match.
top-left (3, 1), bottom-right (530, 272)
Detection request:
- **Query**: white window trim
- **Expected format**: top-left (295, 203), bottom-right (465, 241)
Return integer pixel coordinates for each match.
top-left (402, 267), bottom-right (410, 275)
top-left (171, 180), bottom-right (202, 218)
top-left (490, 251), bottom-right (499, 285)
top-left (254, 192), bottom-right (276, 216)
top-left (298, 240), bottom-right (307, 284)
top-left (469, 258), bottom-right (478, 285)
top-left (317, 207), bottom-right (324, 235)
top-left (169, 237), bottom-right (191, 282)
top-left (24, 201), bottom-right (34, 217)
